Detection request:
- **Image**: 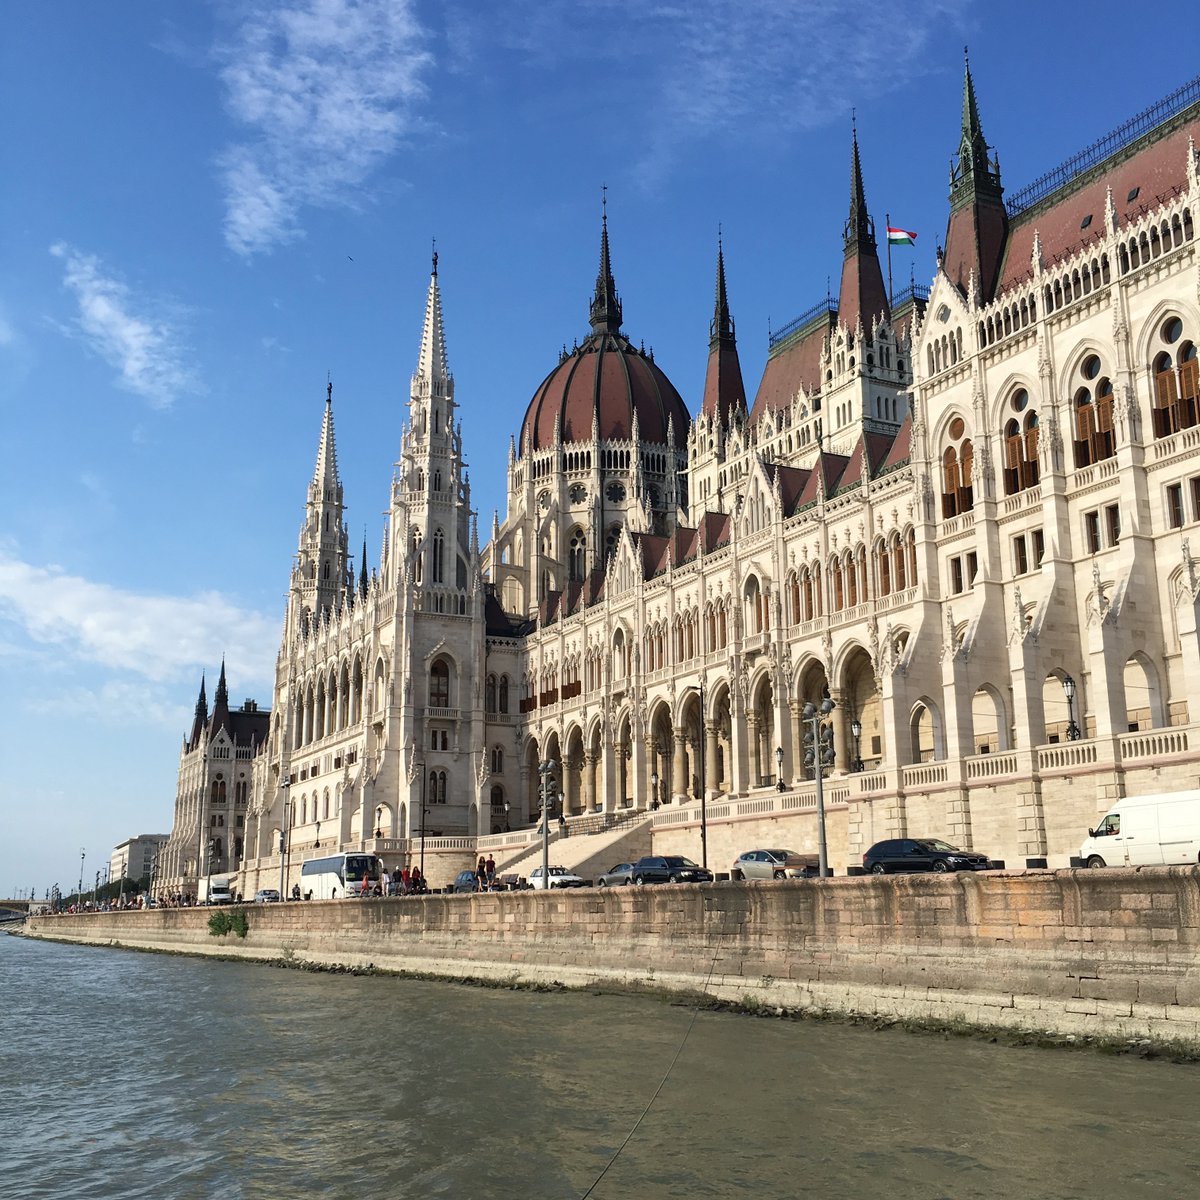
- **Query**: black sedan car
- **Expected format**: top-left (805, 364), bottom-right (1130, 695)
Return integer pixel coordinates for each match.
top-left (630, 855), bottom-right (713, 884)
top-left (449, 870), bottom-right (481, 893)
top-left (863, 838), bottom-right (992, 874)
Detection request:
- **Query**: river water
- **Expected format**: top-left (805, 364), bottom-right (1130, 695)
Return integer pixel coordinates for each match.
top-left (2, 933), bottom-right (1199, 1199)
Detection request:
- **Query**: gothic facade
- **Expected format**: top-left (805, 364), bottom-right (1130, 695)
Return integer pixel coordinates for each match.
top-left (176, 64), bottom-right (1200, 898)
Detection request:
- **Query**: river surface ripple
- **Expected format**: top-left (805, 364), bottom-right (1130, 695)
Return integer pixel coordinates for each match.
top-left (2, 934), bottom-right (1198, 1199)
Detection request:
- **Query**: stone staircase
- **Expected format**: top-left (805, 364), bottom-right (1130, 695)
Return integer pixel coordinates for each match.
top-left (496, 816), bottom-right (654, 885)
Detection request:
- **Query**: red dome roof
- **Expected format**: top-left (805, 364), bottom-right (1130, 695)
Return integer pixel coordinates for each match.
top-left (519, 331), bottom-right (690, 454)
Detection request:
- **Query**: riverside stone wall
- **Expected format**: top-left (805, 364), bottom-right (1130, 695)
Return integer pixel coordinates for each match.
top-left (26, 867), bottom-right (1200, 1048)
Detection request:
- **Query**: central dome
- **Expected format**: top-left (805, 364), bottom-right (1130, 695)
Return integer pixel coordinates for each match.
top-left (518, 214), bottom-right (690, 455)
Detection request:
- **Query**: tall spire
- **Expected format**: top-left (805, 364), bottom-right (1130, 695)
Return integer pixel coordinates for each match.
top-left (188, 673), bottom-right (208, 749)
top-left (844, 118), bottom-right (875, 254)
top-left (838, 124), bottom-right (889, 330)
top-left (588, 190), bottom-right (623, 335)
top-left (944, 49), bottom-right (1007, 302)
top-left (710, 231), bottom-right (734, 348)
top-left (416, 248), bottom-right (450, 386)
top-left (951, 48), bottom-right (1002, 207)
top-left (210, 658), bottom-right (231, 736)
top-left (359, 536), bottom-right (369, 599)
top-left (701, 233), bottom-right (747, 430)
top-left (314, 379), bottom-right (340, 492)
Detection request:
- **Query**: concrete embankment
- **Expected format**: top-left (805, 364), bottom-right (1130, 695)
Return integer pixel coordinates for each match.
top-left (24, 868), bottom-right (1200, 1049)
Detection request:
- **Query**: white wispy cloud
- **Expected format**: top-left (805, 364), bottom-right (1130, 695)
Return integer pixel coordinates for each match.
top-left (49, 243), bottom-right (199, 408)
top-left (451, 0), bottom-right (967, 184)
top-left (0, 546), bottom-right (277, 687)
top-left (217, 0), bottom-right (434, 256)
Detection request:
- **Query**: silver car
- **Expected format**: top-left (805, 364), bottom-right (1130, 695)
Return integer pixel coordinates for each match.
top-left (731, 849), bottom-right (818, 881)
top-left (597, 862), bottom-right (636, 887)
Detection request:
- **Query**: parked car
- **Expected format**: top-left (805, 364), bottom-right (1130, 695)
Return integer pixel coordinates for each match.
top-left (253, 888), bottom-right (281, 903)
top-left (529, 865), bottom-right (588, 890)
top-left (597, 862), bottom-right (637, 887)
top-left (630, 856), bottom-right (713, 884)
top-left (450, 870), bottom-right (482, 893)
top-left (863, 838), bottom-right (992, 874)
top-left (1078, 789), bottom-right (1200, 868)
top-left (731, 849), bottom-right (819, 881)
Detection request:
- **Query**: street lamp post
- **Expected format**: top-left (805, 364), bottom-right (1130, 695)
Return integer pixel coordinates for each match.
top-left (278, 778), bottom-right (291, 901)
top-left (650, 768), bottom-right (659, 810)
top-left (803, 697), bottom-right (837, 877)
top-left (697, 681), bottom-right (708, 871)
top-left (78, 848), bottom-right (85, 912)
top-left (775, 745), bottom-right (786, 792)
top-left (850, 718), bottom-right (864, 771)
top-left (538, 758), bottom-right (558, 887)
top-left (419, 768), bottom-right (430, 882)
top-left (503, 801), bottom-right (510, 833)
top-left (1062, 674), bottom-right (1081, 741)
top-left (374, 806), bottom-right (383, 840)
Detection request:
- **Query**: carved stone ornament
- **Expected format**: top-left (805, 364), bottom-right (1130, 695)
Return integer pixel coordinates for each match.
top-left (1184, 539), bottom-right (1200, 602)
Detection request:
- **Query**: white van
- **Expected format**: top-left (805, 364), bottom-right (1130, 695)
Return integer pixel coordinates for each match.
top-left (1079, 790), bottom-right (1200, 868)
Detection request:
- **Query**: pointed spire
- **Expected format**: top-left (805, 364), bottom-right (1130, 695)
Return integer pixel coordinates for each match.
top-left (188, 673), bottom-right (208, 749)
top-left (837, 125), bottom-right (889, 331)
top-left (313, 379), bottom-right (340, 490)
top-left (589, 189), bottom-right (623, 335)
top-left (844, 116), bottom-right (875, 253)
top-left (962, 47), bottom-right (983, 144)
top-left (702, 233), bottom-right (747, 430)
top-left (359, 536), bottom-right (369, 599)
top-left (210, 658), bottom-right (231, 737)
top-left (944, 49), bottom-right (1007, 302)
top-left (709, 230), bottom-right (735, 348)
top-left (416, 248), bottom-right (450, 385)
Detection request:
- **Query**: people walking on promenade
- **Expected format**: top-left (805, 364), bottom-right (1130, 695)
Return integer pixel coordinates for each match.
top-left (476, 856), bottom-right (487, 891)
top-left (410, 866), bottom-right (424, 894)
top-left (485, 854), bottom-right (496, 888)
top-left (400, 866), bottom-right (411, 894)
top-left (381, 868), bottom-right (391, 896)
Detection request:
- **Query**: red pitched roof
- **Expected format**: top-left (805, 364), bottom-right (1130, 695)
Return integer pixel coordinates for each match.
top-left (750, 317), bottom-right (831, 423)
top-left (998, 112), bottom-right (1199, 295)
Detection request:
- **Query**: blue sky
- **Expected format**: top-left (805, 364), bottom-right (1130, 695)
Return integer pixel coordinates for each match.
top-left (1, 0), bottom-right (1194, 897)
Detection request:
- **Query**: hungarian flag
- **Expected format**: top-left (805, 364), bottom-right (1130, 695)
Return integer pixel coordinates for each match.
top-left (887, 226), bottom-right (917, 246)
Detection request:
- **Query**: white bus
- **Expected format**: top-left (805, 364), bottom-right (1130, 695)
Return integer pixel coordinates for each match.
top-left (299, 853), bottom-right (383, 900)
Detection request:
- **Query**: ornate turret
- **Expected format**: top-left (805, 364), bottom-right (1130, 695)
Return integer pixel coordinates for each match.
top-left (188, 674), bottom-right (208, 749)
top-left (943, 50), bottom-right (1007, 302)
top-left (210, 658), bottom-right (231, 737)
top-left (588, 200), bottom-right (623, 336)
top-left (292, 382), bottom-right (349, 631)
top-left (838, 125), bottom-right (890, 330)
top-left (701, 236), bottom-right (747, 430)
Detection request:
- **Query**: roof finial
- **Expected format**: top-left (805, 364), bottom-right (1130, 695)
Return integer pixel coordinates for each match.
top-left (326, 375), bottom-right (332, 406)
top-left (431, 236), bottom-right (438, 277)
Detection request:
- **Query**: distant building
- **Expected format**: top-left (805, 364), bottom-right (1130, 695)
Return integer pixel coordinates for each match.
top-left (158, 663), bottom-right (269, 900)
top-left (109, 834), bottom-right (169, 885)
top-left (197, 61), bottom-right (1198, 889)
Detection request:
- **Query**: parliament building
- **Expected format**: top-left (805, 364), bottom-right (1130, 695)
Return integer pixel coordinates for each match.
top-left (159, 63), bottom-right (1200, 896)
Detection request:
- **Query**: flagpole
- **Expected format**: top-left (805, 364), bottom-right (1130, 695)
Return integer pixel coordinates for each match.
top-left (886, 211), bottom-right (893, 305)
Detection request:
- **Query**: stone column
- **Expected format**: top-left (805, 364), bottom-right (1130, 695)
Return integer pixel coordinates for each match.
top-left (830, 690), bottom-right (848, 775)
top-left (746, 713), bottom-right (760, 787)
top-left (672, 730), bottom-right (687, 802)
top-left (705, 724), bottom-right (720, 798)
top-left (582, 753), bottom-right (596, 811)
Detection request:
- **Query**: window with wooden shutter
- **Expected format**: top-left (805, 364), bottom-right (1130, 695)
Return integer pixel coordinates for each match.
top-left (1154, 355), bottom-right (1179, 438)
top-left (942, 447), bottom-right (960, 518)
top-left (960, 439), bottom-right (974, 512)
top-left (1095, 379), bottom-right (1115, 460)
top-left (1023, 415), bottom-right (1040, 489)
top-left (1075, 390), bottom-right (1096, 468)
top-left (1179, 348), bottom-right (1198, 430)
top-left (1004, 420), bottom-right (1022, 494)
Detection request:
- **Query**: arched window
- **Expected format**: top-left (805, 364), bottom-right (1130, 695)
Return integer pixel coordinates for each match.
top-left (568, 527), bottom-right (586, 583)
top-left (431, 528), bottom-right (445, 583)
top-left (941, 416), bottom-right (974, 518)
top-left (498, 675), bottom-right (510, 713)
top-left (490, 745), bottom-right (503, 773)
top-left (485, 674), bottom-right (497, 713)
top-left (429, 659), bottom-right (450, 708)
top-left (1073, 354), bottom-right (1116, 467)
top-left (428, 770), bottom-right (447, 805)
top-left (1152, 316), bottom-right (1199, 438)
top-left (1003, 389), bottom-right (1040, 494)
